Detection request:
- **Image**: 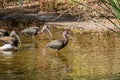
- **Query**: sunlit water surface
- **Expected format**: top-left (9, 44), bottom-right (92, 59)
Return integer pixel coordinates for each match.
top-left (0, 27), bottom-right (120, 80)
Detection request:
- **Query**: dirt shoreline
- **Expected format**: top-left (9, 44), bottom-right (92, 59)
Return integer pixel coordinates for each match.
top-left (0, 8), bottom-right (118, 32)
top-left (46, 19), bottom-right (118, 32)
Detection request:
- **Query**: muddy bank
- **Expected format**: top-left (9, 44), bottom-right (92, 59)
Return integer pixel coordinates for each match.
top-left (0, 7), bottom-right (78, 22)
top-left (46, 19), bottom-right (118, 32)
top-left (0, 12), bottom-right (78, 27)
top-left (0, 8), bottom-right (118, 32)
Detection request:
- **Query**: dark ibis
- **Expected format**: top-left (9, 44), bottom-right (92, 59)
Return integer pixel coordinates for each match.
top-left (46, 31), bottom-right (71, 51)
top-left (21, 25), bottom-right (52, 44)
top-left (0, 31), bottom-right (21, 50)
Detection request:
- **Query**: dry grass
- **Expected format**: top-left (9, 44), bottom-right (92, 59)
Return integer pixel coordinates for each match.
top-left (0, 0), bottom-right (114, 18)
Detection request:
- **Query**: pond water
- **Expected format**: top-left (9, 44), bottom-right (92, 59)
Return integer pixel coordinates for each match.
top-left (0, 26), bottom-right (120, 80)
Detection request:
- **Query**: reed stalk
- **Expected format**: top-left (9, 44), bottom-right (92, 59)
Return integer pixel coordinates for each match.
top-left (71, 0), bottom-right (120, 34)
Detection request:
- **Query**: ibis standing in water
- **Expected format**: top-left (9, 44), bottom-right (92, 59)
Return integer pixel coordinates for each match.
top-left (0, 31), bottom-right (21, 50)
top-left (21, 25), bottom-right (52, 44)
top-left (46, 31), bottom-right (71, 51)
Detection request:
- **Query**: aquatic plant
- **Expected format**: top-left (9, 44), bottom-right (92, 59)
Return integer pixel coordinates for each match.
top-left (101, 0), bottom-right (120, 19)
top-left (18, 0), bottom-right (23, 8)
top-left (71, 0), bottom-right (120, 35)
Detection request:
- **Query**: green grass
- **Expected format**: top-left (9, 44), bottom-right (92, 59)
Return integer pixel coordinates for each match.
top-left (100, 0), bottom-right (120, 19)
top-left (71, 0), bottom-right (120, 35)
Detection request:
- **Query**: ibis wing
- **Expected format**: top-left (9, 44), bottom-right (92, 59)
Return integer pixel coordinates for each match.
top-left (21, 27), bottom-right (39, 35)
top-left (46, 40), bottom-right (64, 49)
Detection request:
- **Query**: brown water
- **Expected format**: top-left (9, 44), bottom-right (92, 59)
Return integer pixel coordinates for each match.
top-left (0, 26), bottom-right (120, 80)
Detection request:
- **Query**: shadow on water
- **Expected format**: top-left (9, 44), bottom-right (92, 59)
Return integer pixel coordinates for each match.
top-left (0, 26), bottom-right (120, 80)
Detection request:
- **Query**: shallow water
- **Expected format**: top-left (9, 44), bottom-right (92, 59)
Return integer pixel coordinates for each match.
top-left (0, 26), bottom-right (120, 80)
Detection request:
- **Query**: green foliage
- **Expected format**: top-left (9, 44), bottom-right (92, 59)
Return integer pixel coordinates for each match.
top-left (100, 0), bottom-right (120, 19)
top-left (18, 0), bottom-right (23, 8)
top-left (99, 0), bottom-right (120, 34)
top-left (71, 0), bottom-right (120, 35)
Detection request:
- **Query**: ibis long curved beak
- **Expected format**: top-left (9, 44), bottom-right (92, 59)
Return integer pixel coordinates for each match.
top-left (10, 31), bottom-right (21, 48)
top-left (45, 28), bottom-right (52, 39)
top-left (38, 25), bottom-right (52, 39)
top-left (67, 34), bottom-right (73, 40)
top-left (15, 34), bottom-right (21, 48)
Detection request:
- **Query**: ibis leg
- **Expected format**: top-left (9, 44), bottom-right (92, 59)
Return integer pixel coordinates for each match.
top-left (32, 35), bottom-right (35, 46)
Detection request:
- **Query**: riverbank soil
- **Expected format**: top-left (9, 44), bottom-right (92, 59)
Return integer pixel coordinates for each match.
top-left (0, 0), bottom-right (118, 32)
